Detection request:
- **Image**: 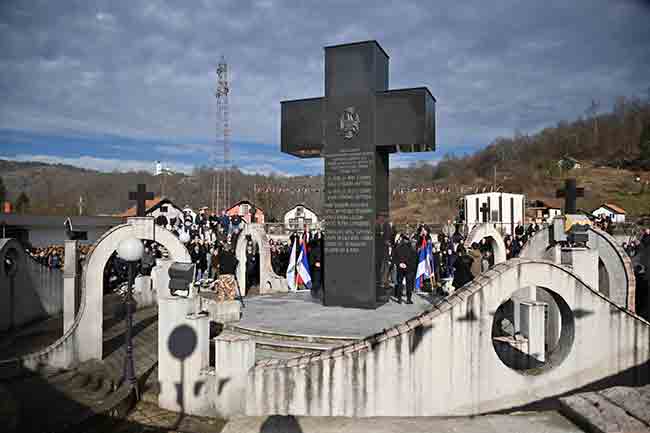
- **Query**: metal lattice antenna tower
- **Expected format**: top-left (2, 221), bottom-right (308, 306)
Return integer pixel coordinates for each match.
top-left (213, 56), bottom-right (231, 213)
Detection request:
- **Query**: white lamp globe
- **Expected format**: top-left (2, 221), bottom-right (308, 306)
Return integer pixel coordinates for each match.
top-left (117, 238), bottom-right (145, 262)
top-left (179, 231), bottom-right (190, 244)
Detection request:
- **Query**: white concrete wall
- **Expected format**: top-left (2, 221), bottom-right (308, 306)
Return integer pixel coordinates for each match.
top-left (520, 226), bottom-right (636, 311)
top-left (24, 226), bottom-right (115, 247)
top-left (236, 223), bottom-right (287, 295)
top-left (464, 192), bottom-right (525, 236)
top-left (246, 259), bottom-right (650, 417)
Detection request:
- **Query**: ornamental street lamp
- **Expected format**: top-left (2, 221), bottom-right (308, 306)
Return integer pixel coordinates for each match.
top-left (116, 237), bottom-right (145, 398)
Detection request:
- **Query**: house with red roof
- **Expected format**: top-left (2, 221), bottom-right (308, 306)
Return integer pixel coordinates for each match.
top-left (592, 203), bottom-right (626, 223)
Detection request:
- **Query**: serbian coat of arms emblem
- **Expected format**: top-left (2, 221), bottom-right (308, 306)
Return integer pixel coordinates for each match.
top-left (339, 107), bottom-right (360, 139)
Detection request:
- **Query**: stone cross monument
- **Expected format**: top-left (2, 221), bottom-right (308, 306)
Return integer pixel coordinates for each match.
top-left (129, 184), bottom-right (154, 217)
top-left (281, 40), bottom-right (436, 308)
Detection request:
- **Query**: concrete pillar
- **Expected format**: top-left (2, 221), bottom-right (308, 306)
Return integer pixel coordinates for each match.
top-left (520, 301), bottom-right (546, 363)
top-left (512, 286), bottom-right (536, 334)
top-left (546, 244), bottom-right (562, 264)
top-left (158, 296), bottom-right (213, 416)
top-left (561, 247), bottom-right (598, 291)
top-left (152, 259), bottom-right (173, 300)
top-left (213, 333), bottom-right (255, 418)
top-left (134, 275), bottom-right (155, 308)
top-left (63, 240), bottom-right (79, 333)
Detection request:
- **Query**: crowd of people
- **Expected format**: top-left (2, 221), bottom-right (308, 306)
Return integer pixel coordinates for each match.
top-left (383, 221), bottom-right (541, 304)
top-left (28, 245), bottom-right (93, 269)
top-left (22, 204), bottom-right (650, 311)
top-left (593, 214), bottom-right (616, 235)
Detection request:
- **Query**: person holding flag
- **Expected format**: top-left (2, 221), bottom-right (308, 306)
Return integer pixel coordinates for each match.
top-left (415, 235), bottom-right (430, 295)
top-left (286, 236), bottom-right (298, 291)
top-left (296, 234), bottom-right (312, 290)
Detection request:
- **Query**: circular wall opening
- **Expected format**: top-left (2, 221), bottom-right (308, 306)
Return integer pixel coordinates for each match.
top-left (492, 286), bottom-right (574, 374)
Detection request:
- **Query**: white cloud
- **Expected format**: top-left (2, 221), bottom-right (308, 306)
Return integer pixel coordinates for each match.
top-left (3, 154), bottom-right (194, 174)
top-left (154, 143), bottom-right (218, 155)
top-left (0, 0), bottom-right (648, 158)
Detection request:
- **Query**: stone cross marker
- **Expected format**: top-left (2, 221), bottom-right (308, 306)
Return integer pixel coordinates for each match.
top-left (281, 40), bottom-right (436, 308)
top-left (480, 202), bottom-right (490, 223)
top-left (129, 184), bottom-right (154, 217)
top-left (556, 178), bottom-right (584, 215)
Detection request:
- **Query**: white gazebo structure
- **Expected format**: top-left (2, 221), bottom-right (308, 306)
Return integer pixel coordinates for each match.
top-left (283, 204), bottom-right (319, 231)
top-left (463, 192), bottom-right (525, 236)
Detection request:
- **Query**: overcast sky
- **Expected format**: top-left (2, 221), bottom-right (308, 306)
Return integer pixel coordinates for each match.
top-left (1, 0), bottom-right (649, 175)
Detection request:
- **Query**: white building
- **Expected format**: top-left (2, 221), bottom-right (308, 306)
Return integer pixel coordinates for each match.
top-left (527, 199), bottom-right (562, 223)
top-left (148, 199), bottom-right (184, 224)
top-left (284, 204), bottom-right (319, 231)
top-left (592, 203), bottom-right (626, 223)
top-left (463, 192), bottom-right (525, 236)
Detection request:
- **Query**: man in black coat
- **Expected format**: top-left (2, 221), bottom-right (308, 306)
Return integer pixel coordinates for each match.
top-left (219, 245), bottom-right (238, 276)
top-left (309, 236), bottom-right (324, 299)
top-left (392, 235), bottom-right (415, 304)
top-left (405, 237), bottom-right (418, 303)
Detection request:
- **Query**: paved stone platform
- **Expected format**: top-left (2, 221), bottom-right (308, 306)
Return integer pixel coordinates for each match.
top-left (105, 401), bottom-right (226, 433)
top-left (237, 291), bottom-right (436, 338)
top-left (560, 384), bottom-right (650, 432)
top-left (222, 412), bottom-right (583, 433)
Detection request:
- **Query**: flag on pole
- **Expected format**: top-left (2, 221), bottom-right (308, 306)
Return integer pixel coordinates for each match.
top-left (286, 237), bottom-right (298, 291)
top-left (296, 238), bottom-right (312, 289)
top-left (415, 238), bottom-right (430, 290)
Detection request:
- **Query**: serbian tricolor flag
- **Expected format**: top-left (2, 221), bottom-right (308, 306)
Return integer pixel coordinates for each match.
top-left (286, 237), bottom-right (298, 291)
top-left (296, 238), bottom-right (312, 289)
top-left (415, 238), bottom-right (430, 290)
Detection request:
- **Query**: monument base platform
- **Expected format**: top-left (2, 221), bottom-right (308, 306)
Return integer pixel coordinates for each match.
top-left (234, 291), bottom-right (434, 340)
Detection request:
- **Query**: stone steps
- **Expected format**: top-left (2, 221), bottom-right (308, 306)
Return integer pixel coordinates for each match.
top-left (3, 359), bottom-right (128, 433)
top-left (222, 325), bottom-right (359, 361)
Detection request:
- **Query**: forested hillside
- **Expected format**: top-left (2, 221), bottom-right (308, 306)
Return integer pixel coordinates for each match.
top-left (2, 95), bottom-right (649, 223)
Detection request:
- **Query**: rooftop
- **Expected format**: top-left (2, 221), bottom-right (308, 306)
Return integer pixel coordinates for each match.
top-left (0, 214), bottom-right (124, 228)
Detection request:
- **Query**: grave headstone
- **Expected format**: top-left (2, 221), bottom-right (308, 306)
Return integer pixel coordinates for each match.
top-left (281, 40), bottom-right (436, 308)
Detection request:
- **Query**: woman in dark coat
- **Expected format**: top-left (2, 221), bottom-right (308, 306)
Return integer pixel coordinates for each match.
top-left (453, 247), bottom-right (474, 289)
top-left (190, 243), bottom-right (208, 280)
top-left (309, 237), bottom-right (324, 299)
top-left (245, 242), bottom-right (259, 290)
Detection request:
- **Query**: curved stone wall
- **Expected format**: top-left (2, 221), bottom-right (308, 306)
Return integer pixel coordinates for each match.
top-left (236, 223), bottom-right (286, 295)
top-left (463, 223), bottom-right (507, 264)
top-left (519, 226), bottom-right (635, 310)
top-left (0, 238), bottom-right (63, 333)
top-left (0, 218), bottom-right (190, 370)
top-left (246, 259), bottom-right (649, 416)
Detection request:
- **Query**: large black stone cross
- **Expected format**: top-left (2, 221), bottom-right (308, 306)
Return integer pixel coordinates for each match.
top-left (129, 184), bottom-right (154, 217)
top-left (556, 178), bottom-right (585, 215)
top-left (281, 41), bottom-right (436, 309)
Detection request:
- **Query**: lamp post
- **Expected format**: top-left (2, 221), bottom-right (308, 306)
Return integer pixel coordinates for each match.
top-left (116, 237), bottom-right (145, 398)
